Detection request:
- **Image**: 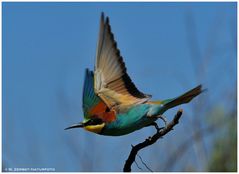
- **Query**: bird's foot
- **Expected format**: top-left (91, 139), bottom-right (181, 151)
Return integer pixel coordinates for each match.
top-left (150, 122), bottom-right (163, 133)
top-left (157, 115), bottom-right (168, 127)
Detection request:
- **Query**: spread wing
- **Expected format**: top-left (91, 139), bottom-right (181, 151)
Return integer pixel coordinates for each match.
top-left (83, 68), bottom-right (107, 119)
top-left (82, 68), bottom-right (116, 122)
top-left (94, 13), bottom-right (151, 108)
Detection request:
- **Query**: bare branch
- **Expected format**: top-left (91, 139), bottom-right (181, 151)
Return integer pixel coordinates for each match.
top-left (134, 159), bottom-right (143, 171)
top-left (137, 153), bottom-right (153, 172)
top-left (123, 109), bottom-right (183, 172)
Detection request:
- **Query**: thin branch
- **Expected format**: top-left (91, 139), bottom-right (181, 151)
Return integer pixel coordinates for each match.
top-left (137, 153), bottom-right (153, 172)
top-left (134, 159), bottom-right (143, 171)
top-left (123, 109), bottom-right (183, 172)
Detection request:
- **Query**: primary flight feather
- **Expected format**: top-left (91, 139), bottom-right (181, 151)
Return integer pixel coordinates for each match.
top-left (65, 13), bottom-right (203, 136)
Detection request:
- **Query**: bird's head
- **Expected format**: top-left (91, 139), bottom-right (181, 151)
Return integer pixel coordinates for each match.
top-left (65, 118), bottom-right (105, 134)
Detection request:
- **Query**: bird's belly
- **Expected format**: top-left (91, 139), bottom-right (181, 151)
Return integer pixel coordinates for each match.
top-left (101, 116), bottom-right (156, 136)
top-left (100, 104), bottom-right (157, 136)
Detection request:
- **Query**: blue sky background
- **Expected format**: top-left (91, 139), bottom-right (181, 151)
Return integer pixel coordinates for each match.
top-left (3, 2), bottom-right (237, 172)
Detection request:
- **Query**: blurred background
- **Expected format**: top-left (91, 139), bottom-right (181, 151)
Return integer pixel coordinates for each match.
top-left (3, 2), bottom-right (237, 172)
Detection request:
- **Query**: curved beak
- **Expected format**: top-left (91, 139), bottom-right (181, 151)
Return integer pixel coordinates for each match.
top-left (64, 122), bottom-right (84, 130)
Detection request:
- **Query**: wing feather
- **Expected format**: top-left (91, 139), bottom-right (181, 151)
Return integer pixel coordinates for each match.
top-left (94, 13), bottom-right (151, 108)
top-left (83, 68), bottom-right (105, 118)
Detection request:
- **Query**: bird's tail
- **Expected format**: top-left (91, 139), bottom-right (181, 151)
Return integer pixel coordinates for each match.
top-left (161, 85), bottom-right (204, 111)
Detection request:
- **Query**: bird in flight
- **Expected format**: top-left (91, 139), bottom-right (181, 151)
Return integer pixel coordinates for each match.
top-left (65, 13), bottom-right (203, 136)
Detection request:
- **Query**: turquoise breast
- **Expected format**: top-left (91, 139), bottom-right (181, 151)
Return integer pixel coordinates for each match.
top-left (101, 104), bottom-right (157, 136)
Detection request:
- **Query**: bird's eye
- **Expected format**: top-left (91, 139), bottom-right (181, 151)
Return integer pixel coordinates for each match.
top-left (87, 118), bottom-right (103, 125)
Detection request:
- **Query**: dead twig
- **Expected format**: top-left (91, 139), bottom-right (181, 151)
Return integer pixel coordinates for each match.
top-left (137, 153), bottom-right (153, 172)
top-left (123, 109), bottom-right (183, 172)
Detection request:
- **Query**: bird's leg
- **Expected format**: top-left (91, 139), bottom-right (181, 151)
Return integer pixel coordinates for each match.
top-left (156, 115), bottom-right (168, 127)
top-left (144, 122), bottom-right (164, 141)
top-left (147, 122), bottom-right (163, 132)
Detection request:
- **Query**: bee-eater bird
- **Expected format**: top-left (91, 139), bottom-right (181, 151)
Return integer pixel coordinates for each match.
top-left (65, 13), bottom-right (203, 136)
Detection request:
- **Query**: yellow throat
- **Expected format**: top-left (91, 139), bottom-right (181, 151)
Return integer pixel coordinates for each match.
top-left (84, 123), bottom-right (105, 134)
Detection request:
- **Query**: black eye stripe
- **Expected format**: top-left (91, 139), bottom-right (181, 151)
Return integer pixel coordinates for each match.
top-left (86, 118), bottom-right (103, 126)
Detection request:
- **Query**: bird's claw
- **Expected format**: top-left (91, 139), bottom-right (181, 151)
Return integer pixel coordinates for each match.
top-left (150, 122), bottom-right (164, 133)
top-left (157, 115), bottom-right (168, 127)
